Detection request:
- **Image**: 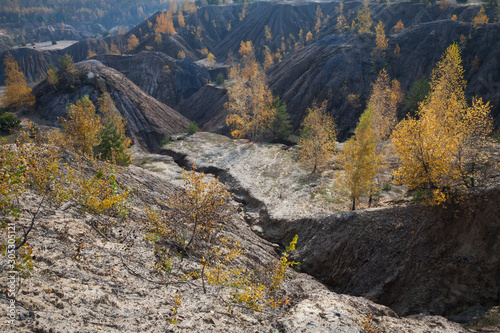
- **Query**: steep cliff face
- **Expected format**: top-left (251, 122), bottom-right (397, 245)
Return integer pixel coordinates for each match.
top-left (30, 60), bottom-right (189, 151)
top-left (211, 1), bottom-right (336, 60)
top-left (29, 23), bottom-right (94, 42)
top-left (95, 52), bottom-right (210, 108)
top-left (0, 41), bottom-right (10, 52)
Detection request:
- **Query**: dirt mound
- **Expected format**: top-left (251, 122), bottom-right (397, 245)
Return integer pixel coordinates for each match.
top-left (29, 23), bottom-right (94, 43)
top-left (177, 84), bottom-right (229, 134)
top-left (30, 60), bottom-right (189, 151)
top-left (95, 52), bottom-right (210, 108)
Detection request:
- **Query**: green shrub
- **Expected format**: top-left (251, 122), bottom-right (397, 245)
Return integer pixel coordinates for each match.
top-left (271, 97), bottom-right (292, 141)
top-left (492, 130), bottom-right (500, 143)
top-left (188, 121), bottom-right (198, 135)
top-left (412, 188), bottom-right (427, 203)
top-left (95, 119), bottom-right (131, 166)
top-left (161, 136), bottom-right (171, 145)
top-left (215, 73), bottom-right (225, 85)
top-left (52, 40), bottom-right (57, 45)
top-left (382, 182), bottom-right (392, 191)
top-left (0, 111), bottom-right (21, 133)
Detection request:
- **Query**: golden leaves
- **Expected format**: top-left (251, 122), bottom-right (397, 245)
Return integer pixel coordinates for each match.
top-left (473, 7), bottom-right (488, 29)
top-left (126, 34), bottom-right (139, 51)
top-left (339, 108), bottom-right (380, 210)
top-left (392, 43), bottom-right (493, 205)
top-left (297, 100), bottom-right (337, 174)
top-left (1, 52), bottom-right (35, 111)
top-left (373, 21), bottom-right (388, 56)
top-left (225, 41), bottom-right (275, 141)
top-left (60, 95), bottom-right (103, 158)
top-left (368, 69), bottom-right (402, 143)
top-left (155, 10), bottom-right (175, 35)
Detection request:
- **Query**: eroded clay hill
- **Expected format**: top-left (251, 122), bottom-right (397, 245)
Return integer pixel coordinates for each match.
top-left (94, 52), bottom-right (210, 108)
top-left (267, 19), bottom-right (500, 138)
top-left (30, 60), bottom-right (189, 151)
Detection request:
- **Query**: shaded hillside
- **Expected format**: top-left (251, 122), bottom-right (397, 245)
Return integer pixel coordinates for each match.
top-left (177, 84), bottom-right (229, 134)
top-left (323, 2), bottom-right (498, 37)
top-left (267, 20), bottom-right (500, 138)
top-left (0, 41), bottom-right (10, 52)
top-left (211, 1), bottom-right (336, 60)
top-left (56, 38), bottom-right (107, 63)
top-left (0, 48), bottom-right (58, 84)
top-left (168, 3), bottom-right (500, 137)
top-left (126, 5), bottom-right (244, 59)
top-left (27, 23), bottom-right (96, 43)
top-left (95, 52), bottom-right (210, 107)
top-left (260, 186), bottom-right (500, 318)
top-left (30, 60), bottom-right (189, 151)
top-left (133, 33), bottom-right (198, 61)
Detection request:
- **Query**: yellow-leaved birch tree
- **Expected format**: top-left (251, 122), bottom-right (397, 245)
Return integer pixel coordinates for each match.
top-left (297, 100), bottom-right (337, 175)
top-left (392, 43), bottom-right (493, 205)
top-left (340, 108), bottom-right (380, 210)
top-left (225, 41), bottom-right (274, 141)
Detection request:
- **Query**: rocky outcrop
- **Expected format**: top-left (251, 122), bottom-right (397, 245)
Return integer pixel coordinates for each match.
top-left (95, 52), bottom-right (210, 108)
top-left (30, 60), bottom-right (189, 151)
top-left (0, 48), bottom-right (58, 84)
top-left (160, 132), bottom-right (500, 319)
top-left (261, 188), bottom-right (500, 318)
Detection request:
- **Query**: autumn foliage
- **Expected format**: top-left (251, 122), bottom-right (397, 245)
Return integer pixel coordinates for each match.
top-left (1, 52), bottom-right (35, 111)
top-left (60, 95), bottom-right (103, 158)
top-left (340, 108), bottom-right (380, 210)
top-left (473, 7), bottom-right (489, 29)
top-left (373, 21), bottom-right (388, 56)
top-left (392, 43), bottom-right (493, 205)
top-left (368, 69), bottom-right (402, 143)
top-left (144, 166), bottom-right (298, 309)
top-left (155, 10), bottom-right (175, 34)
top-left (393, 19), bottom-right (404, 32)
top-left (297, 101), bottom-right (337, 175)
top-left (225, 41), bottom-right (275, 141)
top-left (60, 95), bottom-right (131, 166)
